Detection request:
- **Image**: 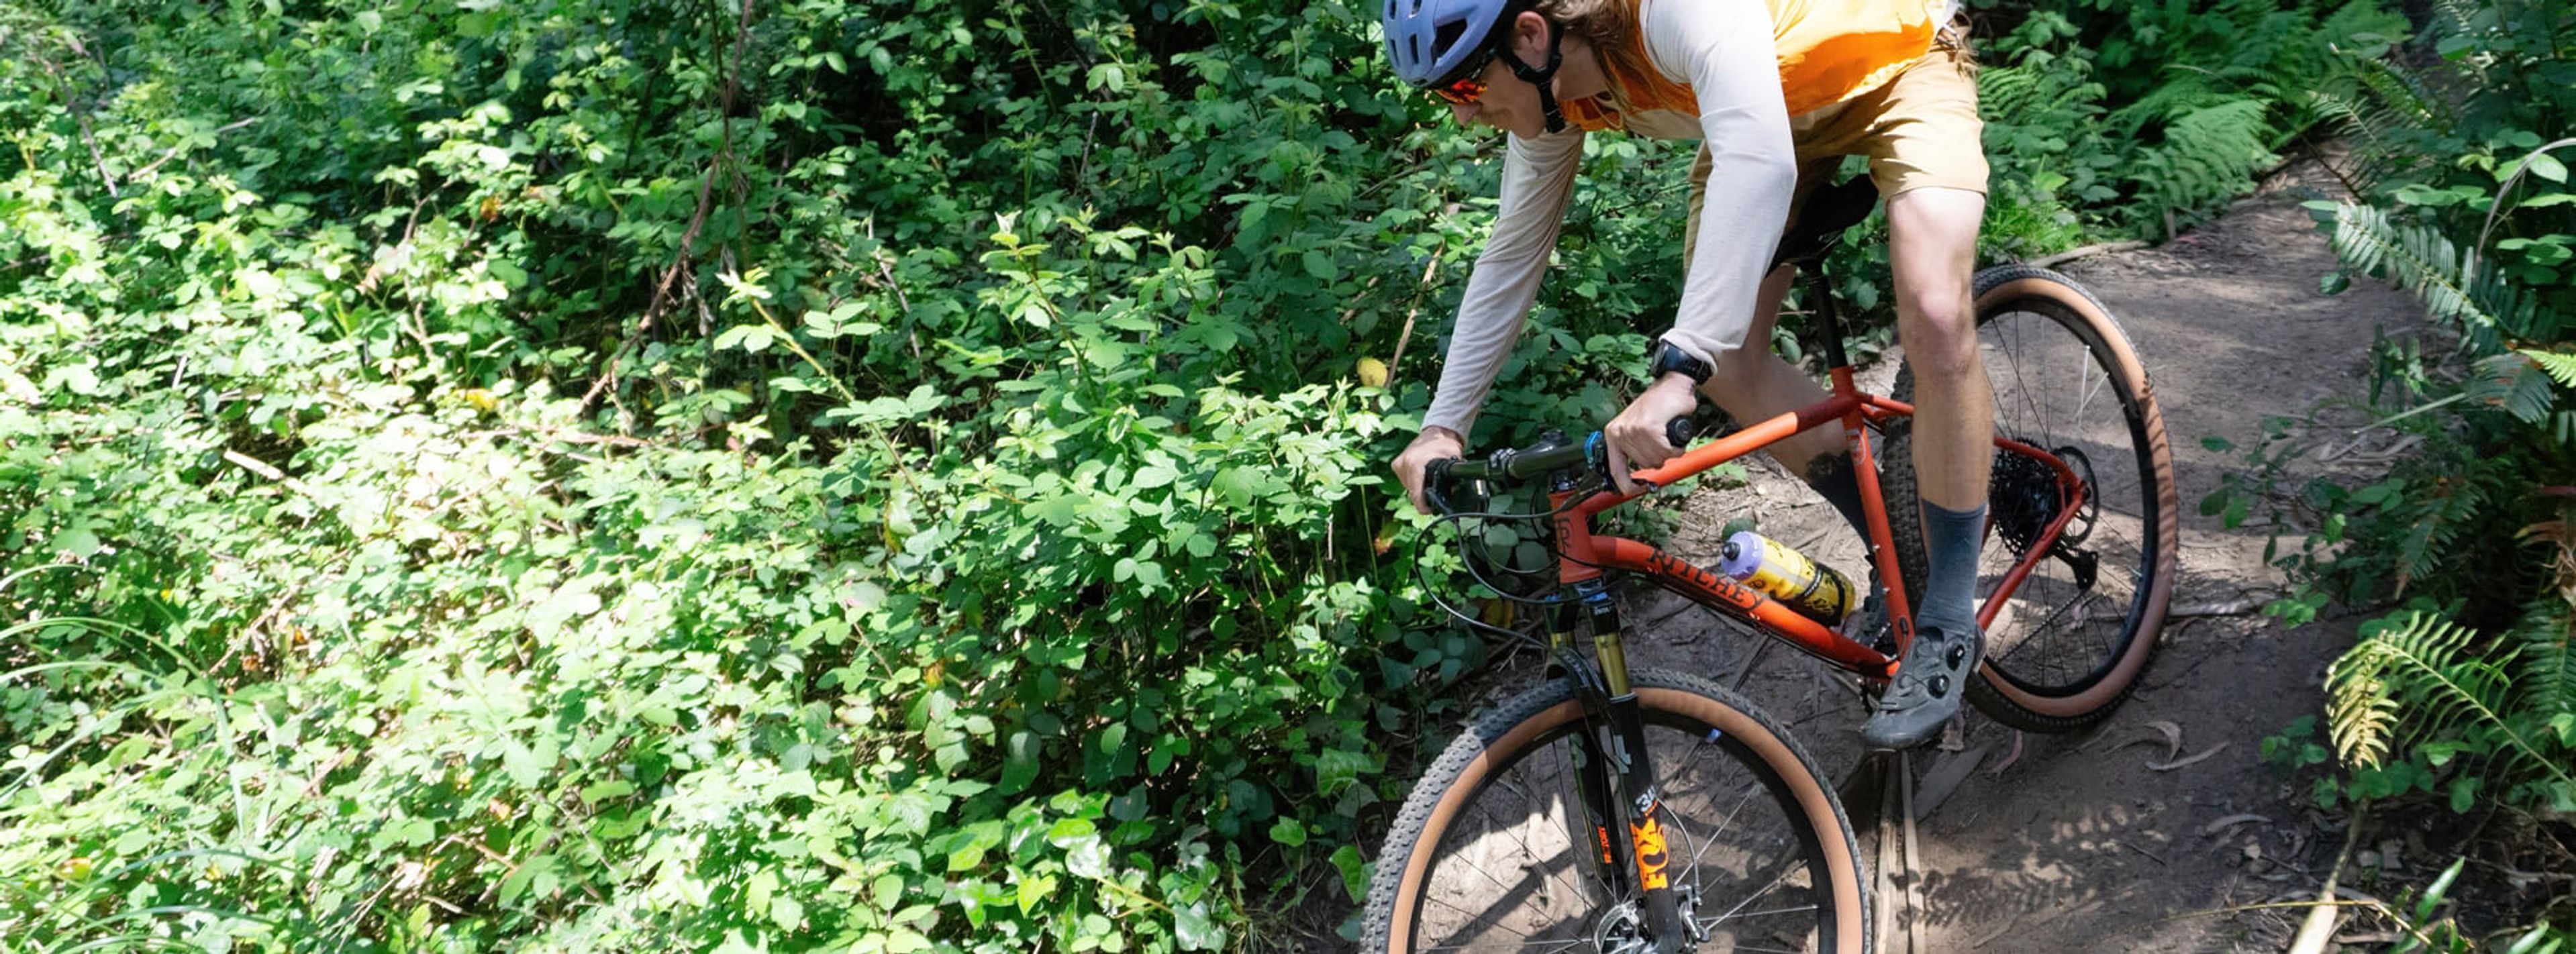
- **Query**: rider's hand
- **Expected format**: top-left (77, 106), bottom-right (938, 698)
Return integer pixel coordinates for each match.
top-left (1393, 425), bottom-right (1467, 515)
top-left (1603, 372), bottom-right (1702, 496)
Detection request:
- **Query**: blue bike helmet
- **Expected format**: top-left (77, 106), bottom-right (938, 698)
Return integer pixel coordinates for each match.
top-left (1383, 0), bottom-right (1517, 89)
top-left (1383, 0), bottom-right (1571, 131)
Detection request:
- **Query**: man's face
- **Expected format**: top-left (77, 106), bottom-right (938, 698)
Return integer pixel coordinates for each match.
top-left (1441, 14), bottom-right (1550, 140)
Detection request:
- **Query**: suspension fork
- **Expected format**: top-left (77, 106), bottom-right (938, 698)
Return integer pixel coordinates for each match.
top-left (1547, 469), bottom-right (1692, 949)
top-left (1548, 588), bottom-right (1630, 910)
top-left (1577, 580), bottom-right (1693, 950)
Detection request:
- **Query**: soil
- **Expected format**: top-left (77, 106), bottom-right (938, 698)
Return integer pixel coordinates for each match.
top-left (1312, 160), bottom-right (2452, 952)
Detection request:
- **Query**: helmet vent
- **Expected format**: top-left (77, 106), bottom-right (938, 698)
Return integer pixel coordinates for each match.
top-left (1432, 19), bottom-right (1466, 56)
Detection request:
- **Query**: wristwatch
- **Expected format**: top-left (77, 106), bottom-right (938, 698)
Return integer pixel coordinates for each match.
top-left (1649, 341), bottom-right (1714, 386)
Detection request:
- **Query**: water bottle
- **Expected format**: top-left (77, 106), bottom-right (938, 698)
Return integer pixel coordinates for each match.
top-left (1716, 530), bottom-right (1856, 627)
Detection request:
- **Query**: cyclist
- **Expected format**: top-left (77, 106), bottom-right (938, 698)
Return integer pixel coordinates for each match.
top-left (1383, 0), bottom-right (1993, 749)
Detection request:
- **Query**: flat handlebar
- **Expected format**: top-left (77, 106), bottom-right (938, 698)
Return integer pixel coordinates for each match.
top-left (1423, 416), bottom-right (1696, 514)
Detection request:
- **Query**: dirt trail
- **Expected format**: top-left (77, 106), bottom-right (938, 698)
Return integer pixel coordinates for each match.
top-left (1607, 166), bottom-right (2433, 952)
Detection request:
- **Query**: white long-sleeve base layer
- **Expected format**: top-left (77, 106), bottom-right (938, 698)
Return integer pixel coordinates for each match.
top-left (1422, 0), bottom-right (1799, 439)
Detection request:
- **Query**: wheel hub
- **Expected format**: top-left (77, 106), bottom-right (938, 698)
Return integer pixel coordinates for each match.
top-left (1990, 443), bottom-right (2096, 557)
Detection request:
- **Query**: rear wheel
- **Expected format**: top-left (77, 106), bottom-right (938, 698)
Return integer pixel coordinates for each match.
top-left (1364, 670), bottom-right (1871, 953)
top-left (1880, 265), bottom-right (2179, 733)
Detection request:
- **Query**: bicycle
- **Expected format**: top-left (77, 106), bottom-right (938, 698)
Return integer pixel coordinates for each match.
top-left (1363, 176), bottom-right (2179, 953)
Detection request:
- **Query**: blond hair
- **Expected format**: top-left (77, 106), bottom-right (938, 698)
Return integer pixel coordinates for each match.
top-left (1535, 0), bottom-right (1648, 111)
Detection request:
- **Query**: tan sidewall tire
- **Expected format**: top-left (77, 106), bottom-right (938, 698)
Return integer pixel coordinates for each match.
top-left (1883, 265), bottom-right (2179, 730)
top-left (1968, 272), bottom-right (2178, 720)
top-left (1367, 671), bottom-right (1870, 953)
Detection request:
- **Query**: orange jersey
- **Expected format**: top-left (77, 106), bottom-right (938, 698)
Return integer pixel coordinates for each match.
top-left (1566, 0), bottom-right (1940, 130)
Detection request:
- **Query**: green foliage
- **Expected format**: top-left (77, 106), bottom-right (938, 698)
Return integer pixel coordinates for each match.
top-left (2223, 9), bottom-right (2576, 911)
top-left (2321, 202), bottom-right (2557, 353)
top-left (2346, 855), bottom-right (2575, 954)
top-left (1970, 0), bottom-right (2408, 242)
top-left (0, 0), bottom-right (1472, 946)
top-left (0, 0), bottom-right (2430, 948)
top-left (2324, 611), bottom-right (2573, 805)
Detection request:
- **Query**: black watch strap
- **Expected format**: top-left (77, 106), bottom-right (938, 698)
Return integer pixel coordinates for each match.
top-left (1650, 341), bottom-right (1714, 386)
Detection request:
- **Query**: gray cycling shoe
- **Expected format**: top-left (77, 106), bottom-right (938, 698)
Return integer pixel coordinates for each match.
top-left (1860, 624), bottom-right (1983, 751)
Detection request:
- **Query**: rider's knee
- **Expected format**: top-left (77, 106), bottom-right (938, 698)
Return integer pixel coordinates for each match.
top-left (1699, 344), bottom-right (1781, 412)
top-left (1897, 290), bottom-right (1978, 379)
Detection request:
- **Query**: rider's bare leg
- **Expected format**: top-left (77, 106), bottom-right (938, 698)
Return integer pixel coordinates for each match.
top-left (1886, 187), bottom-right (1991, 511)
top-left (1699, 264), bottom-right (1878, 541)
top-left (1698, 264), bottom-right (1845, 470)
top-left (1862, 184), bottom-right (1992, 750)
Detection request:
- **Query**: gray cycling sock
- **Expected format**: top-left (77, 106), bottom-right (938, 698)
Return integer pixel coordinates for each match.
top-left (1802, 453), bottom-right (1873, 541)
top-left (1917, 500), bottom-right (1986, 635)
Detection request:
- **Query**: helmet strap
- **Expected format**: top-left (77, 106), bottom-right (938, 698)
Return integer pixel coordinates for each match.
top-left (1499, 19), bottom-right (1568, 134)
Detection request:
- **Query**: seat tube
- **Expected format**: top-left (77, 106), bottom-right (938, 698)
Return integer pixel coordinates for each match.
top-left (1809, 269), bottom-right (1853, 372)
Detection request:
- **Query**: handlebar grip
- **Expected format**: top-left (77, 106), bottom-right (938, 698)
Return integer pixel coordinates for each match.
top-left (1423, 458), bottom-right (1456, 513)
top-left (1665, 416), bottom-right (1695, 450)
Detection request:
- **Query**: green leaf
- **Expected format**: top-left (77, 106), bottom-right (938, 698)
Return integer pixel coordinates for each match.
top-left (1301, 250), bottom-right (1339, 282)
top-left (1018, 872), bottom-right (1057, 914)
top-left (1175, 902), bottom-right (1226, 951)
top-left (2415, 857), bottom-right (2465, 922)
top-left (1268, 817), bottom-right (1306, 847)
top-left (50, 525), bottom-right (100, 558)
top-left (1001, 731), bottom-right (1042, 794)
top-left (771, 894), bottom-right (805, 932)
top-left (1046, 818), bottom-right (1097, 847)
top-left (1330, 845), bottom-right (1371, 903)
top-left (498, 855), bottom-right (558, 905)
top-left (2518, 152), bottom-right (2569, 184)
top-left (579, 780), bottom-right (635, 806)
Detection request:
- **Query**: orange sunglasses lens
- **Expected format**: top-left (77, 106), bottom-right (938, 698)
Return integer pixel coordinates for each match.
top-left (1433, 75), bottom-right (1487, 105)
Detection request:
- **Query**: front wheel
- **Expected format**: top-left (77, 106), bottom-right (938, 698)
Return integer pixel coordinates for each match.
top-left (1881, 265), bottom-right (2180, 733)
top-left (1363, 670), bottom-right (1870, 953)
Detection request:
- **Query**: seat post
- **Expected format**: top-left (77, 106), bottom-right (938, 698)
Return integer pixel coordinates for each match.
top-left (1805, 267), bottom-right (1852, 372)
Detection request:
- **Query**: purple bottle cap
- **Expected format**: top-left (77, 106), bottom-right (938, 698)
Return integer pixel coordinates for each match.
top-left (1716, 530), bottom-right (1765, 580)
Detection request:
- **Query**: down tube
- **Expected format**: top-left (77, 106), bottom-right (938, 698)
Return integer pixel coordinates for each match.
top-left (1593, 538), bottom-right (1893, 678)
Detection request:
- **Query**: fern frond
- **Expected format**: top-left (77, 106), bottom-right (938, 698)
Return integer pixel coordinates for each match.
top-left (2128, 99), bottom-right (2279, 224)
top-left (2522, 350), bottom-right (2576, 390)
top-left (2326, 204), bottom-right (2550, 352)
top-left (2328, 613), bottom-right (2507, 764)
top-left (2328, 611), bottom-right (2576, 788)
top-left (2514, 606), bottom-right (2576, 723)
top-left (2329, 646), bottom-right (2406, 768)
top-left (2393, 473), bottom-right (2485, 593)
top-left (2461, 353), bottom-right (2557, 424)
top-left (2108, 71), bottom-right (2231, 138)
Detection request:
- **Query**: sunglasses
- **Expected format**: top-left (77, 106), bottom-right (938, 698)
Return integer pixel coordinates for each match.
top-left (1430, 48), bottom-right (1500, 105)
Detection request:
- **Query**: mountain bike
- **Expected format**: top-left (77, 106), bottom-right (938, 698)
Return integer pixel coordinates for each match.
top-left (1364, 176), bottom-right (2179, 953)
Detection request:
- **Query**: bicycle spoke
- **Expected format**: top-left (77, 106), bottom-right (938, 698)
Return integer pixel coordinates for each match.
top-left (1699, 857), bottom-right (1812, 928)
top-left (1477, 775), bottom-right (1602, 906)
top-left (1425, 892), bottom-right (1552, 944)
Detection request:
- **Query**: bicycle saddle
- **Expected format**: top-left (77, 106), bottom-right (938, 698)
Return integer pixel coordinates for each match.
top-left (1769, 175), bottom-right (1881, 271)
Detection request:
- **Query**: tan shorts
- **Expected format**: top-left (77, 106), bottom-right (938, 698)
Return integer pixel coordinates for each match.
top-left (1685, 28), bottom-right (1988, 260)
